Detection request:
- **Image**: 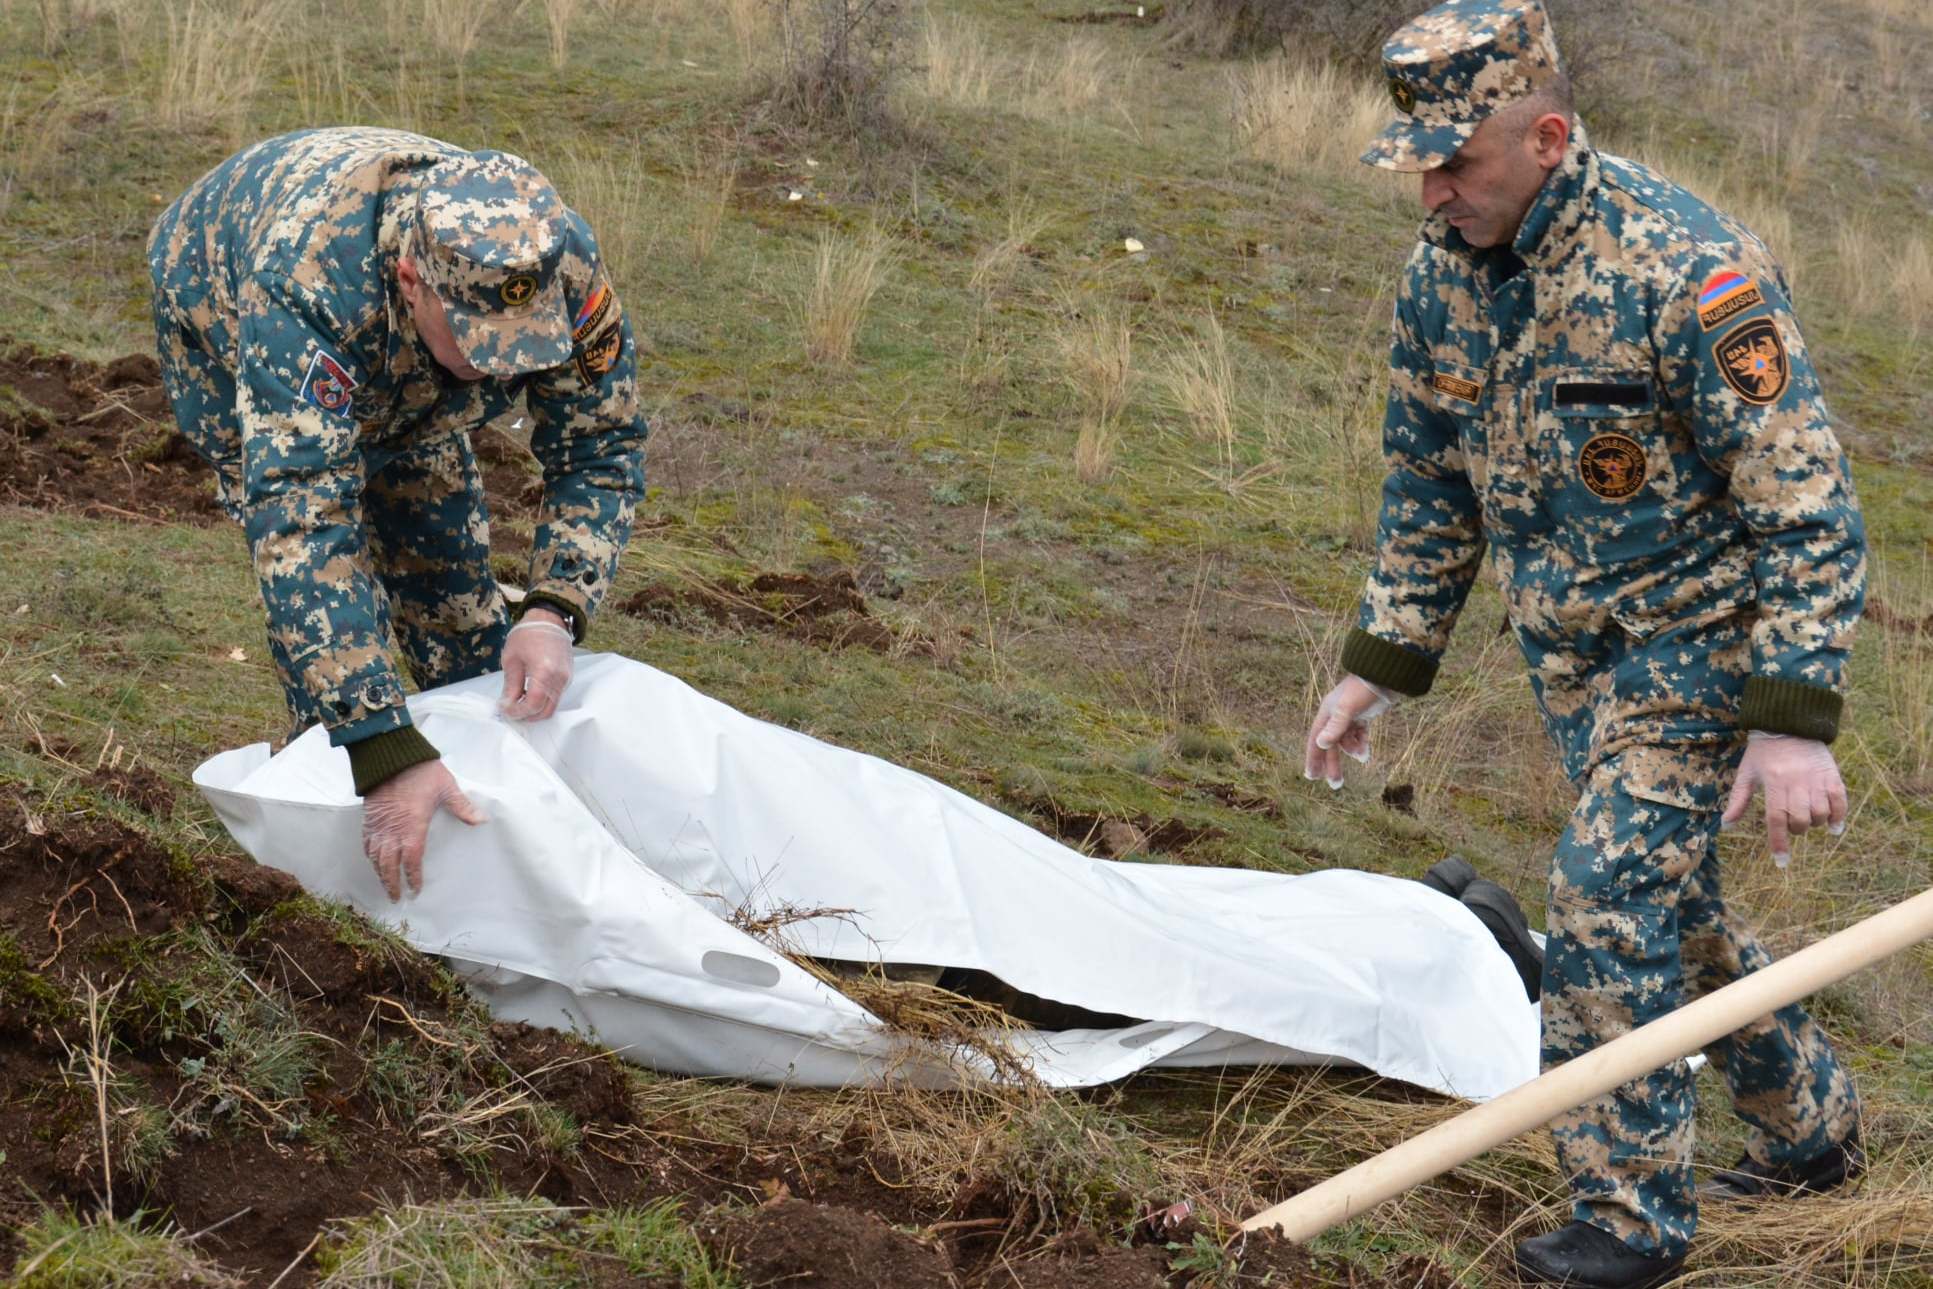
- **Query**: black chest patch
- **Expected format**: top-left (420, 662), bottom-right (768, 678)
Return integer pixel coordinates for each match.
top-left (1555, 381), bottom-right (1649, 407)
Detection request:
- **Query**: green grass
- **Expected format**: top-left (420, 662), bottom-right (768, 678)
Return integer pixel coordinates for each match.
top-left (9, 1210), bottom-right (240, 1288)
top-left (3, 0), bottom-right (1931, 1282)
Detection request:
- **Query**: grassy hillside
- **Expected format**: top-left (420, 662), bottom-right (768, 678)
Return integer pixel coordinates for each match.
top-left (2, 0), bottom-right (1929, 1284)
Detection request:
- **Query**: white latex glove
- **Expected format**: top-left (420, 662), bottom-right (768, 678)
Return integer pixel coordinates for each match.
top-left (499, 614), bottom-right (574, 721)
top-left (362, 759), bottom-right (488, 901)
top-left (1303, 674), bottom-right (1398, 790)
top-left (1721, 731), bottom-right (1848, 869)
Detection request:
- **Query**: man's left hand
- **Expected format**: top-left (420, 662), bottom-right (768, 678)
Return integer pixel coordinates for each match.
top-left (500, 608), bottom-right (574, 721)
top-left (1721, 732), bottom-right (1848, 868)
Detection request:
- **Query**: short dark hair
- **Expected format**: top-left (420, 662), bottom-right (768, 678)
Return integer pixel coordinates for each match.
top-left (1495, 77), bottom-right (1575, 140)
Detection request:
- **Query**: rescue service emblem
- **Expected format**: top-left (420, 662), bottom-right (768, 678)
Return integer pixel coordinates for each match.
top-left (1578, 433), bottom-right (1646, 500)
top-left (1389, 77), bottom-right (1418, 114)
top-left (574, 322), bottom-right (622, 385)
top-left (499, 273), bottom-right (539, 308)
top-left (298, 348), bottom-right (358, 415)
top-left (1714, 318), bottom-right (1788, 405)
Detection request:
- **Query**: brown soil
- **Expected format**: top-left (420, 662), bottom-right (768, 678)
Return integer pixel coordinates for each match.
top-left (619, 569), bottom-right (930, 655)
top-left (0, 346), bottom-right (223, 524)
top-left (998, 788), bottom-right (1227, 861)
top-left (701, 1197), bottom-right (958, 1288)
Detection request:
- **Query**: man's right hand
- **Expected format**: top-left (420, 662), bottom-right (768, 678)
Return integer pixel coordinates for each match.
top-left (1303, 675), bottom-right (1395, 790)
top-left (361, 759), bottom-right (488, 901)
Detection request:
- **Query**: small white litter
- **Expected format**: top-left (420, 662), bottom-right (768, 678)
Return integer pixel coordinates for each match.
top-left (194, 653), bottom-right (1538, 1096)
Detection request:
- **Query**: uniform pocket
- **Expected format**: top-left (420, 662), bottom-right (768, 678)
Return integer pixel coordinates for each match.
top-left (1540, 370), bottom-right (1678, 562)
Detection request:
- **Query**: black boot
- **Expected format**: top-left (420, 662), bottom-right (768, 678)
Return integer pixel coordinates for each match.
top-left (1514, 1221), bottom-right (1685, 1288)
top-left (1419, 854), bottom-right (1477, 899)
top-left (1461, 878), bottom-right (1544, 1002)
top-left (1700, 1131), bottom-right (1862, 1201)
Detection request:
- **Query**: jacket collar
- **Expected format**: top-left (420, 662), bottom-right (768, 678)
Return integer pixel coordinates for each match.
top-left (1420, 118), bottom-right (1598, 276)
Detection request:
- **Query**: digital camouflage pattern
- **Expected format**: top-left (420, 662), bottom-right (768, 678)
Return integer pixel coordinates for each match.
top-left (147, 127), bottom-right (646, 746)
top-left (1340, 3), bottom-right (1867, 1258)
top-left (1363, 0), bottom-right (1567, 172)
top-left (1543, 744), bottom-right (1858, 1254)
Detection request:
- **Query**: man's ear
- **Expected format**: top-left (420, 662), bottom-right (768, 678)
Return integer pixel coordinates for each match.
top-left (1532, 112), bottom-right (1571, 170)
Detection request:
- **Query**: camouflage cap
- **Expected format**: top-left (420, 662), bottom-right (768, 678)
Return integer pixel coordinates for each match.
top-left (411, 150), bottom-right (572, 377)
top-left (1362, 0), bottom-right (1566, 173)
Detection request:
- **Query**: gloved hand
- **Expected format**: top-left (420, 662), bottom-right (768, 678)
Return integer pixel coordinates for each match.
top-left (1721, 731), bottom-right (1848, 868)
top-left (499, 612), bottom-right (574, 722)
top-left (1303, 674), bottom-right (1398, 790)
top-left (362, 759), bottom-right (488, 901)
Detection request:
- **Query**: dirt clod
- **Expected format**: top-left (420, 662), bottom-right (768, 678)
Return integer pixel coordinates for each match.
top-left (0, 345), bottom-right (221, 524)
top-left (703, 1198), bottom-right (958, 1288)
top-left (619, 569), bottom-right (927, 654)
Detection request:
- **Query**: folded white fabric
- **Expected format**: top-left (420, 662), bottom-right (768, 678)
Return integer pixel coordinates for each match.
top-left (195, 652), bottom-right (1539, 1097)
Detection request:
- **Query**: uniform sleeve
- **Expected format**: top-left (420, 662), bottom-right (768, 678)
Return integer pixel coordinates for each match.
top-left (519, 238), bottom-right (648, 639)
top-left (235, 272), bottom-right (415, 747)
top-left (1657, 254), bottom-right (1865, 741)
top-left (1341, 256), bottom-right (1487, 697)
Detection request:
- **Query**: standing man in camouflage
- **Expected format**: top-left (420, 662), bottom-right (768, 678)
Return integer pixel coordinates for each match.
top-left (1302, 3), bottom-right (1865, 1284)
top-left (149, 128), bottom-right (646, 903)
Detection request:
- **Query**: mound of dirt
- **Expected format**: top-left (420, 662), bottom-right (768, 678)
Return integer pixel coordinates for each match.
top-left (702, 1197), bottom-right (958, 1288)
top-left (0, 346), bottom-right (222, 524)
top-left (619, 569), bottom-right (927, 654)
top-left (985, 1228), bottom-right (1169, 1288)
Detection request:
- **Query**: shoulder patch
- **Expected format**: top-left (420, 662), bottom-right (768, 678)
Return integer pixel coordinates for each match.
top-left (572, 282), bottom-right (614, 342)
top-left (1432, 371), bottom-right (1483, 404)
top-left (1696, 269), bottom-right (1763, 331)
top-left (575, 321), bottom-right (622, 385)
top-left (298, 348), bottom-right (358, 415)
top-left (1713, 317), bottom-right (1788, 405)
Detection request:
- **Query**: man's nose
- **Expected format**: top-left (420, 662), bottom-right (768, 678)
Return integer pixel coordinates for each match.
top-left (1420, 168), bottom-right (1454, 212)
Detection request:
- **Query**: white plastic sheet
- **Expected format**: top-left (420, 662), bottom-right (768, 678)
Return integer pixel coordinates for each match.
top-left (194, 653), bottom-right (1539, 1097)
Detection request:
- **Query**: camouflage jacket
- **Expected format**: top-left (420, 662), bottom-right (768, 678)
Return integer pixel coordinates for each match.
top-left (147, 128), bottom-right (646, 747)
top-left (1342, 123), bottom-right (1866, 781)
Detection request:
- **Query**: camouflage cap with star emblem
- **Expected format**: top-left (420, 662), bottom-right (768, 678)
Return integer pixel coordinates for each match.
top-left (1362, 0), bottom-right (1567, 173)
top-left (411, 150), bottom-right (573, 377)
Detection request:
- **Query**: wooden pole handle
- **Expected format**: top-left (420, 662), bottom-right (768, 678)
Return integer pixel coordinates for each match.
top-left (1243, 886), bottom-right (1933, 1242)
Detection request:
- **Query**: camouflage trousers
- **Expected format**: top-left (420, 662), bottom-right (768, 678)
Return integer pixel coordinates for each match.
top-left (151, 300), bottom-right (510, 738)
top-left (1543, 744), bottom-right (1860, 1258)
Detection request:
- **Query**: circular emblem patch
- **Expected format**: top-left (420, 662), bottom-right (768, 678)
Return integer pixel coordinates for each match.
top-left (1578, 433), bottom-right (1646, 500)
top-left (1389, 77), bottom-right (1418, 114)
top-left (499, 273), bottom-right (538, 308)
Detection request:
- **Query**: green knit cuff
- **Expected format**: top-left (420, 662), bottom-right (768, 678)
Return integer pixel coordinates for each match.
top-left (347, 725), bottom-right (441, 796)
top-left (1739, 675), bottom-right (1844, 743)
top-left (516, 592), bottom-right (586, 644)
top-left (1340, 627), bottom-right (1439, 697)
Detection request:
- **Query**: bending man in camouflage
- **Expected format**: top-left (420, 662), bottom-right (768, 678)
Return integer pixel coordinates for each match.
top-left (1302, 4), bottom-right (1864, 1285)
top-left (149, 128), bottom-right (646, 901)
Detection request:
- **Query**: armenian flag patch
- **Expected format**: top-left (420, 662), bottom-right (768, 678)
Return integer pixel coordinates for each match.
top-left (1696, 269), bottom-right (1763, 331)
top-left (572, 282), bottom-right (613, 341)
top-left (298, 348), bottom-right (358, 415)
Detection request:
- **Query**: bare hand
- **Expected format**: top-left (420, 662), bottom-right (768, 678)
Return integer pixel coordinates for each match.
top-left (499, 609), bottom-right (574, 722)
top-left (361, 759), bottom-right (488, 900)
top-left (1721, 732), bottom-right (1847, 868)
top-left (1303, 675), bottom-right (1394, 790)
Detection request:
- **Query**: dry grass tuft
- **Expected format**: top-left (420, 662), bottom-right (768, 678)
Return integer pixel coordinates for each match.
top-left (1022, 34), bottom-right (1115, 119)
top-left (12, 1209), bottom-right (242, 1288)
top-left (156, 0), bottom-right (291, 134)
top-left (969, 200), bottom-right (1051, 298)
top-left (541, 0), bottom-right (579, 69)
top-left (421, 0), bottom-right (497, 66)
top-left (681, 147), bottom-right (738, 264)
top-left (1056, 299), bottom-right (1134, 482)
top-left (0, 76), bottom-right (99, 220)
top-left (802, 224), bottom-right (895, 365)
top-left (1231, 56), bottom-right (1397, 185)
top-left (316, 1197), bottom-right (568, 1287)
top-left (919, 11), bottom-right (996, 108)
top-left (550, 141), bottom-right (660, 295)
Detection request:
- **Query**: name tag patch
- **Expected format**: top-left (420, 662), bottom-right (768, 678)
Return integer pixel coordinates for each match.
top-left (1578, 432), bottom-right (1647, 500)
top-left (1432, 371), bottom-right (1483, 403)
top-left (1697, 269), bottom-right (1763, 331)
top-left (1555, 381), bottom-right (1649, 407)
top-left (299, 348), bottom-right (358, 415)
